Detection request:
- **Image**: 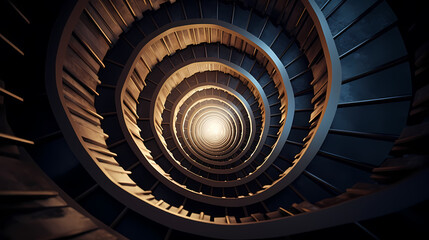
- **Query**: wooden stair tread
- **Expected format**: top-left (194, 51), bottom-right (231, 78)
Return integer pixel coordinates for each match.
top-left (239, 216), bottom-right (255, 223)
top-left (292, 201), bottom-right (320, 213)
top-left (374, 155), bottom-right (429, 173)
top-left (0, 190), bottom-right (58, 198)
top-left (0, 157), bottom-right (58, 192)
top-left (67, 229), bottom-right (117, 240)
top-left (213, 217), bottom-right (227, 223)
top-left (346, 183), bottom-right (383, 196)
top-left (395, 122), bottom-right (429, 145)
top-left (0, 195), bottom-right (67, 210)
top-left (0, 207), bottom-right (98, 240)
top-left (266, 211), bottom-right (284, 219)
top-left (316, 193), bottom-right (355, 208)
top-left (250, 213), bottom-right (265, 222)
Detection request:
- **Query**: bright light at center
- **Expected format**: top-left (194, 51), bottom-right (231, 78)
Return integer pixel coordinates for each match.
top-left (201, 118), bottom-right (225, 143)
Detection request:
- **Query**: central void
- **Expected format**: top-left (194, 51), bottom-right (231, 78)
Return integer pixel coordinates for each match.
top-left (188, 104), bottom-right (240, 158)
top-left (200, 116), bottom-right (227, 144)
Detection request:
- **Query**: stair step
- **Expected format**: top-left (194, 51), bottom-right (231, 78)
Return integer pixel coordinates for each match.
top-left (370, 174), bottom-right (397, 184)
top-left (371, 155), bottom-right (429, 183)
top-left (278, 207), bottom-right (294, 216)
top-left (213, 216), bottom-right (227, 223)
top-left (316, 192), bottom-right (355, 208)
top-left (239, 216), bottom-right (255, 223)
top-left (292, 201), bottom-right (320, 213)
top-left (0, 207), bottom-right (98, 240)
top-left (411, 83), bottom-right (429, 108)
top-left (265, 210), bottom-right (288, 219)
top-left (250, 213), bottom-right (265, 222)
top-left (409, 104), bottom-right (429, 118)
top-left (373, 155), bottom-right (429, 173)
top-left (346, 183), bottom-right (383, 196)
top-left (394, 122), bottom-right (429, 145)
top-left (0, 196), bottom-right (67, 210)
top-left (67, 229), bottom-right (117, 240)
top-left (0, 190), bottom-right (58, 198)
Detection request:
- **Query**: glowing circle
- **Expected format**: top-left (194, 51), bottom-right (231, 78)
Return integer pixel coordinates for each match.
top-left (200, 116), bottom-right (227, 144)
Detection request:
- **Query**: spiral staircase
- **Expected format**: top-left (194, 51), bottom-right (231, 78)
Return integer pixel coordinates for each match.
top-left (1, 0), bottom-right (428, 239)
